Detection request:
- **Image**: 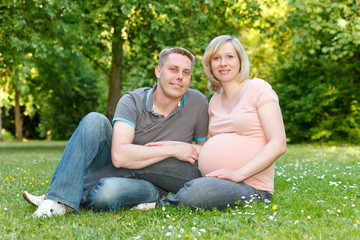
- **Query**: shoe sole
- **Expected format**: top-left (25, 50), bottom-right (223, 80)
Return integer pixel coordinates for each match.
top-left (22, 191), bottom-right (40, 207)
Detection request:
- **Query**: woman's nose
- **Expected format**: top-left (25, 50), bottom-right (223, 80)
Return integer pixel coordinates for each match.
top-left (220, 58), bottom-right (227, 66)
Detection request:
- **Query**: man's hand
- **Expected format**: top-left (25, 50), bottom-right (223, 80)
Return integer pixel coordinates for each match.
top-left (112, 121), bottom-right (202, 168)
top-left (145, 141), bottom-right (179, 147)
top-left (205, 168), bottom-right (242, 183)
top-left (145, 141), bottom-right (199, 165)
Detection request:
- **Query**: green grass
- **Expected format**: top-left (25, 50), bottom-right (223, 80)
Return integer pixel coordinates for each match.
top-left (0, 142), bottom-right (359, 239)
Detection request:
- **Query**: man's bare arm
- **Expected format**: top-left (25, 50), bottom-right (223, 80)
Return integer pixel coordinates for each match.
top-left (111, 121), bottom-right (200, 169)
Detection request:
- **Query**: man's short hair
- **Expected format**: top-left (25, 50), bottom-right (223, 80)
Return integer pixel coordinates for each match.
top-left (159, 47), bottom-right (195, 70)
top-left (202, 35), bottom-right (250, 92)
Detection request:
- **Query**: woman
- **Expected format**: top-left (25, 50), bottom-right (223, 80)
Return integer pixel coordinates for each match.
top-left (136, 35), bottom-right (286, 210)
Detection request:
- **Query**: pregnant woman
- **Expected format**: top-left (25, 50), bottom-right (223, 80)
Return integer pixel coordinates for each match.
top-left (138, 35), bottom-right (287, 210)
top-left (134, 35), bottom-right (286, 211)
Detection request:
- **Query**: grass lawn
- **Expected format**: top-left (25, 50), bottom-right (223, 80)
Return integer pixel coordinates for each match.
top-left (0, 141), bottom-right (359, 239)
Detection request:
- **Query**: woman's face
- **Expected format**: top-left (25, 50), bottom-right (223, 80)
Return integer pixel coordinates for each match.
top-left (210, 41), bottom-right (240, 84)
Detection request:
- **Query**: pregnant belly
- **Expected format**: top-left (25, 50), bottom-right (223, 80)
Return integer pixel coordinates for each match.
top-left (198, 133), bottom-right (264, 176)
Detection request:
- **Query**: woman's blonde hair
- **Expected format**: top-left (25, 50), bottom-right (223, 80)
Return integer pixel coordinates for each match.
top-left (202, 35), bottom-right (250, 92)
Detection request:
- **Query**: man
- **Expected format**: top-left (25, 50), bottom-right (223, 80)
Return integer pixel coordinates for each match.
top-left (23, 46), bottom-right (209, 217)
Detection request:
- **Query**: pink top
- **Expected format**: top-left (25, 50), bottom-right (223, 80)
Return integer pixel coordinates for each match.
top-left (198, 78), bottom-right (279, 193)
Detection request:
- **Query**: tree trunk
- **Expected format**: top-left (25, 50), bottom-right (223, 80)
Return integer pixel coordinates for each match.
top-left (105, 20), bottom-right (124, 122)
top-left (14, 84), bottom-right (23, 141)
top-left (0, 110), bottom-right (3, 142)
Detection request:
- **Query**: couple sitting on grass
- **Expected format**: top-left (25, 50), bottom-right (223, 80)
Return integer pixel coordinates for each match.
top-left (23, 35), bottom-right (286, 218)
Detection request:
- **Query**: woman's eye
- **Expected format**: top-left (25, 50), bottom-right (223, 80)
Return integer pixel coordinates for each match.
top-left (228, 55), bottom-right (233, 59)
top-left (213, 56), bottom-right (219, 61)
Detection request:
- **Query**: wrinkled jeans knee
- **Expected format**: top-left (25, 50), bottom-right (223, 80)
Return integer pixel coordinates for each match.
top-left (81, 177), bottom-right (160, 212)
top-left (160, 177), bottom-right (271, 211)
top-left (81, 112), bottom-right (111, 138)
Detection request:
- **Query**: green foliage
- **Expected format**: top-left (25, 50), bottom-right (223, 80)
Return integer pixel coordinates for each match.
top-left (0, 0), bottom-right (106, 139)
top-left (1, 128), bottom-right (15, 141)
top-left (34, 54), bottom-right (101, 139)
top-left (72, 0), bottom-right (263, 97)
top-left (0, 143), bottom-right (359, 239)
top-left (273, 0), bottom-right (360, 143)
top-left (1, 0), bottom-right (359, 142)
top-left (1, 0), bottom-right (264, 139)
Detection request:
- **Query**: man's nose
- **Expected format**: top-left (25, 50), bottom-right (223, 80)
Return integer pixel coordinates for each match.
top-left (177, 71), bottom-right (183, 79)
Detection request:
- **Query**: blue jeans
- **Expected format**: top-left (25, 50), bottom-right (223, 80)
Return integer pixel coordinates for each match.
top-left (80, 177), bottom-right (160, 211)
top-left (158, 177), bottom-right (273, 211)
top-left (45, 112), bottom-right (202, 212)
top-left (45, 112), bottom-right (114, 211)
top-left (81, 157), bottom-right (202, 211)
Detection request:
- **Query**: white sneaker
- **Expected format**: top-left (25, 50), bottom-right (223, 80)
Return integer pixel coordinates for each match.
top-left (33, 199), bottom-right (67, 218)
top-left (131, 202), bottom-right (156, 210)
top-left (23, 191), bottom-right (44, 207)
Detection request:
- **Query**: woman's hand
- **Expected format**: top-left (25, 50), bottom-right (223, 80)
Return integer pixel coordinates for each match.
top-left (205, 168), bottom-right (243, 183)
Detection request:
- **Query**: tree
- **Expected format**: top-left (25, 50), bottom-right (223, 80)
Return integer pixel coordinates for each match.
top-left (1, 0), bottom-right (264, 140)
top-left (57, 0), bottom-right (263, 120)
top-left (272, 0), bottom-right (360, 143)
top-left (0, 73), bottom-right (10, 142)
top-left (0, 0), bottom-right (106, 139)
top-left (0, 0), bottom-right (64, 140)
top-left (33, 53), bottom-right (101, 139)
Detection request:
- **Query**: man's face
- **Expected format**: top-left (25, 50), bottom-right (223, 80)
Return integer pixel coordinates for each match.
top-left (155, 53), bottom-right (192, 100)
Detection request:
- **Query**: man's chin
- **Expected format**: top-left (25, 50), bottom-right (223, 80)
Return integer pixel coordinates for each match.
top-left (168, 89), bottom-right (186, 99)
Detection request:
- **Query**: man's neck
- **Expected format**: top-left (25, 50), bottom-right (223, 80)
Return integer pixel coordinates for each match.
top-left (152, 89), bottom-right (182, 117)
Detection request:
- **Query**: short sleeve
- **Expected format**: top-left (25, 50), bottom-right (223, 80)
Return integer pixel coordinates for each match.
top-left (255, 79), bottom-right (279, 109)
top-left (112, 93), bottom-right (138, 127)
top-left (193, 92), bottom-right (209, 142)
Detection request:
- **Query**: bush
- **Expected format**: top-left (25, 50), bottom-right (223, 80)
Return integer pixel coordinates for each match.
top-left (34, 54), bottom-right (103, 140)
top-left (273, 0), bottom-right (360, 143)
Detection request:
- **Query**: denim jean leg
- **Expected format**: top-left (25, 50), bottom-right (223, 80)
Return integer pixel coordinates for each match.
top-left (132, 158), bottom-right (203, 193)
top-left (83, 157), bottom-right (202, 198)
top-left (81, 177), bottom-right (160, 212)
top-left (160, 177), bottom-right (270, 210)
top-left (45, 112), bottom-right (113, 212)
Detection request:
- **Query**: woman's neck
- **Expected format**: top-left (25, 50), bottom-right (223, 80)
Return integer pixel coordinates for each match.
top-left (221, 81), bottom-right (244, 100)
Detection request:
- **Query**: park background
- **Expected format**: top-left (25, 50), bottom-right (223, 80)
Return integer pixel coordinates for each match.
top-left (1, 0), bottom-right (359, 144)
top-left (0, 0), bottom-right (359, 239)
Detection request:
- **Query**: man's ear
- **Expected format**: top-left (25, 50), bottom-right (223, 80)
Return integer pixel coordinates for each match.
top-left (155, 66), bottom-right (161, 79)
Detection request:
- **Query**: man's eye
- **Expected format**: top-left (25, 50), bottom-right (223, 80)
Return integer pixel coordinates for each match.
top-left (184, 71), bottom-right (190, 75)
